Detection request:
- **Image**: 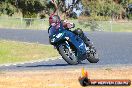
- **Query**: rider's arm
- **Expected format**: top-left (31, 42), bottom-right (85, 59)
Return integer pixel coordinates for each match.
top-left (62, 20), bottom-right (75, 29)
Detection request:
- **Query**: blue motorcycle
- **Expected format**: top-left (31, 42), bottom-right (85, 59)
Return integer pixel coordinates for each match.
top-left (48, 21), bottom-right (99, 65)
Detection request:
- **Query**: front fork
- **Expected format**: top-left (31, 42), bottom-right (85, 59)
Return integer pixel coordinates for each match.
top-left (65, 41), bottom-right (73, 54)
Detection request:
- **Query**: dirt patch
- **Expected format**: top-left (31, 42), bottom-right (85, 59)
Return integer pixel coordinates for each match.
top-left (0, 67), bottom-right (132, 88)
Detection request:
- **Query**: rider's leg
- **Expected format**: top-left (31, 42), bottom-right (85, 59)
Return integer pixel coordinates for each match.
top-left (80, 33), bottom-right (91, 46)
top-left (73, 28), bottom-right (92, 47)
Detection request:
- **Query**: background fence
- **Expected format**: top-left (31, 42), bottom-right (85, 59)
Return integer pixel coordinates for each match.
top-left (0, 17), bottom-right (132, 32)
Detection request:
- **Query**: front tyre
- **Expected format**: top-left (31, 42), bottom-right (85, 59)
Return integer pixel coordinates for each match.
top-left (58, 44), bottom-right (78, 65)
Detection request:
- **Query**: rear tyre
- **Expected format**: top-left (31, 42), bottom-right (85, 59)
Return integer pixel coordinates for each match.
top-left (58, 44), bottom-right (78, 65)
top-left (87, 47), bottom-right (99, 63)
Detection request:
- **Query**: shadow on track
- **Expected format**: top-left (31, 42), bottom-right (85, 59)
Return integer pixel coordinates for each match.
top-left (16, 63), bottom-right (87, 68)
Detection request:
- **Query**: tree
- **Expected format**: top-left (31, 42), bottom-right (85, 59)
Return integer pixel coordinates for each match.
top-left (46, 0), bottom-right (81, 19)
top-left (0, 0), bottom-right (47, 18)
top-left (13, 0), bottom-right (46, 18)
top-left (81, 0), bottom-right (124, 20)
top-left (0, 0), bottom-right (17, 16)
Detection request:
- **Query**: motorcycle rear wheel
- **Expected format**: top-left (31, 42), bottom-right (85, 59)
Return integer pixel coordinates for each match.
top-left (58, 44), bottom-right (78, 65)
top-left (87, 47), bottom-right (99, 63)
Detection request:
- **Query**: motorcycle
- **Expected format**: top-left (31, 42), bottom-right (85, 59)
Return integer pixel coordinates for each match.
top-left (48, 21), bottom-right (99, 65)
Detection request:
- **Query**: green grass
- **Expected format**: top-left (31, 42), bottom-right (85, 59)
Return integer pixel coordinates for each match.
top-left (0, 18), bottom-right (49, 30)
top-left (96, 21), bottom-right (132, 32)
top-left (0, 40), bottom-right (59, 64)
top-left (0, 17), bottom-right (132, 32)
top-left (110, 22), bottom-right (132, 32)
top-left (70, 20), bottom-right (132, 32)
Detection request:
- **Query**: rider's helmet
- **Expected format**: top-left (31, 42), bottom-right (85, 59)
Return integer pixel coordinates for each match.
top-left (49, 15), bottom-right (61, 25)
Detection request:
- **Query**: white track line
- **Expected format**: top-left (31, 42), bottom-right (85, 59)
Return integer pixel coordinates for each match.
top-left (0, 56), bottom-right (62, 67)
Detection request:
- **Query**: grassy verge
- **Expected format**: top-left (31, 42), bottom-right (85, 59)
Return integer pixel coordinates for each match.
top-left (0, 17), bottom-right (132, 32)
top-left (0, 18), bottom-right (49, 30)
top-left (0, 40), bottom-right (59, 64)
top-left (71, 20), bottom-right (132, 32)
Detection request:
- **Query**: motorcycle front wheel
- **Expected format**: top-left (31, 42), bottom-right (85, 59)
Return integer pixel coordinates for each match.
top-left (58, 43), bottom-right (78, 65)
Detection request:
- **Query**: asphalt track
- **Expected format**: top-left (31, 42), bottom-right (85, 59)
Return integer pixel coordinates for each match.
top-left (0, 29), bottom-right (132, 71)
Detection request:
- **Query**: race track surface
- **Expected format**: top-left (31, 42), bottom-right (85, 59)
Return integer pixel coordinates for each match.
top-left (0, 29), bottom-right (132, 71)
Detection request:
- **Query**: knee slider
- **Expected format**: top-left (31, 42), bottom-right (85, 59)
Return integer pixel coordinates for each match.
top-left (74, 28), bottom-right (83, 35)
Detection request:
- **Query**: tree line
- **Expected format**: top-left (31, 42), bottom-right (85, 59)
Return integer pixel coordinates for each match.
top-left (0, 0), bottom-right (132, 20)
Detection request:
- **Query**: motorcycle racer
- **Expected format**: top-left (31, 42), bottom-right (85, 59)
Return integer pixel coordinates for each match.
top-left (48, 0), bottom-right (92, 47)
